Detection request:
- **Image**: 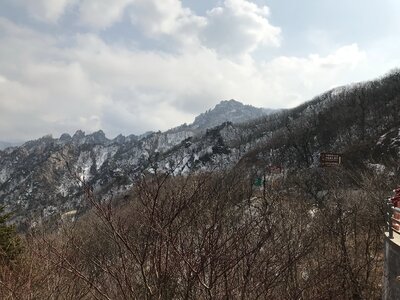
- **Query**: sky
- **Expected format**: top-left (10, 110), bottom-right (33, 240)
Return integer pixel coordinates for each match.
top-left (0, 0), bottom-right (399, 141)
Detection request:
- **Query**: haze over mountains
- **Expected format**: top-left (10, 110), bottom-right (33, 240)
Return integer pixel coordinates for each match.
top-left (0, 71), bottom-right (400, 228)
top-left (0, 141), bottom-right (22, 151)
top-left (0, 142), bottom-right (13, 151)
top-left (0, 100), bottom-right (270, 150)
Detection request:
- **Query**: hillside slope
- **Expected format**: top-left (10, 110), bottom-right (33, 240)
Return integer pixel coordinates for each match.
top-left (1, 71), bottom-right (400, 227)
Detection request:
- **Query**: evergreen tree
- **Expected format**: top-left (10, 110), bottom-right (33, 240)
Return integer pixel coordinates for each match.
top-left (0, 206), bottom-right (21, 262)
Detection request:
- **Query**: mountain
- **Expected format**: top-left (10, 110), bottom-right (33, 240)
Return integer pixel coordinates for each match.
top-left (1, 72), bottom-right (400, 228)
top-left (0, 100), bottom-right (273, 227)
top-left (191, 99), bottom-right (274, 130)
top-left (236, 72), bottom-right (400, 171)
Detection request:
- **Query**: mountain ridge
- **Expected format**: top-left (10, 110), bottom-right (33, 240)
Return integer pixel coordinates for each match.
top-left (1, 74), bottom-right (400, 228)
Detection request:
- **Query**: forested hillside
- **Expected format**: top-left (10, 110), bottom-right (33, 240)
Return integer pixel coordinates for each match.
top-left (0, 165), bottom-right (392, 298)
top-left (237, 69), bottom-right (400, 169)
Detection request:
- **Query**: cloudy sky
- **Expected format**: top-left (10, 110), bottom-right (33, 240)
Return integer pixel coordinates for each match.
top-left (0, 0), bottom-right (399, 141)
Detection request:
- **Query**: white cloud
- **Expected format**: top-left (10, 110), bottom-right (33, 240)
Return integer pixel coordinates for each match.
top-left (76, 0), bottom-right (282, 55)
top-left (11, 0), bottom-right (75, 22)
top-left (78, 0), bottom-right (134, 28)
top-left (128, 0), bottom-right (206, 46)
top-left (0, 15), bottom-right (368, 141)
top-left (201, 0), bottom-right (281, 56)
top-left (261, 44), bottom-right (367, 107)
top-left (9, 0), bottom-right (280, 56)
top-left (0, 19), bottom-right (105, 139)
top-left (9, 0), bottom-right (132, 27)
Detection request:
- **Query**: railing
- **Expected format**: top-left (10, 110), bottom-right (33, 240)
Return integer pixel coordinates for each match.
top-left (386, 199), bottom-right (400, 239)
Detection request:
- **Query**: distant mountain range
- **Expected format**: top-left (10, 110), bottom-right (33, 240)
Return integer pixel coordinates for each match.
top-left (0, 141), bottom-right (22, 151)
top-left (1, 70), bottom-right (400, 229)
top-left (0, 99), bottom-right (274, 227)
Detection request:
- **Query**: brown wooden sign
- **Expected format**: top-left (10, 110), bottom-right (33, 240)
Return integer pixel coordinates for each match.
top-left (266, 165), bottom-right (282, 174)
top-left (320, 153), bottom-right (342, 167)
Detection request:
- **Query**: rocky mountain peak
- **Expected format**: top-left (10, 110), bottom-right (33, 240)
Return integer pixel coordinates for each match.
top-left (216, 99), bottom-right (241, 106)
top-left (69, 130), bottom-right (110, 145)
top-left (113, 134), bottom-right (126, 144)
top-left (59, 133), bottom-right (72, 142)
top-left (72, 130), bottom-right (85, 141)
top-left (192, 99), bottom-right (271, 130)
top-left (86, 130), bottom-right (108, 144)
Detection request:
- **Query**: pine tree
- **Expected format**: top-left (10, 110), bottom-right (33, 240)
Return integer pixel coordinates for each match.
top-left (0, 206), bottom-right (21, 263)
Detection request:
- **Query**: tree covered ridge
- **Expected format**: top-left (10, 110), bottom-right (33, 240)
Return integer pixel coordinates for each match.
top-left (0, 206), bottom-right (21, 263)
top-left (0, 165), bottom-right (393, 299)
top-left (236, 69), bottom-right (400, 170)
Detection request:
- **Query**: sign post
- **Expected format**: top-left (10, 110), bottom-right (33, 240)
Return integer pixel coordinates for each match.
top-left (320, 153), bottom-right (342, 167)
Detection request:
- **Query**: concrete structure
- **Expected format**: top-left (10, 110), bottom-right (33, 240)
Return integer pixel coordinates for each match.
top-left (384, 232), bottom-right (400, 300)
top-left (384, 189), bottom-right (400, 300)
